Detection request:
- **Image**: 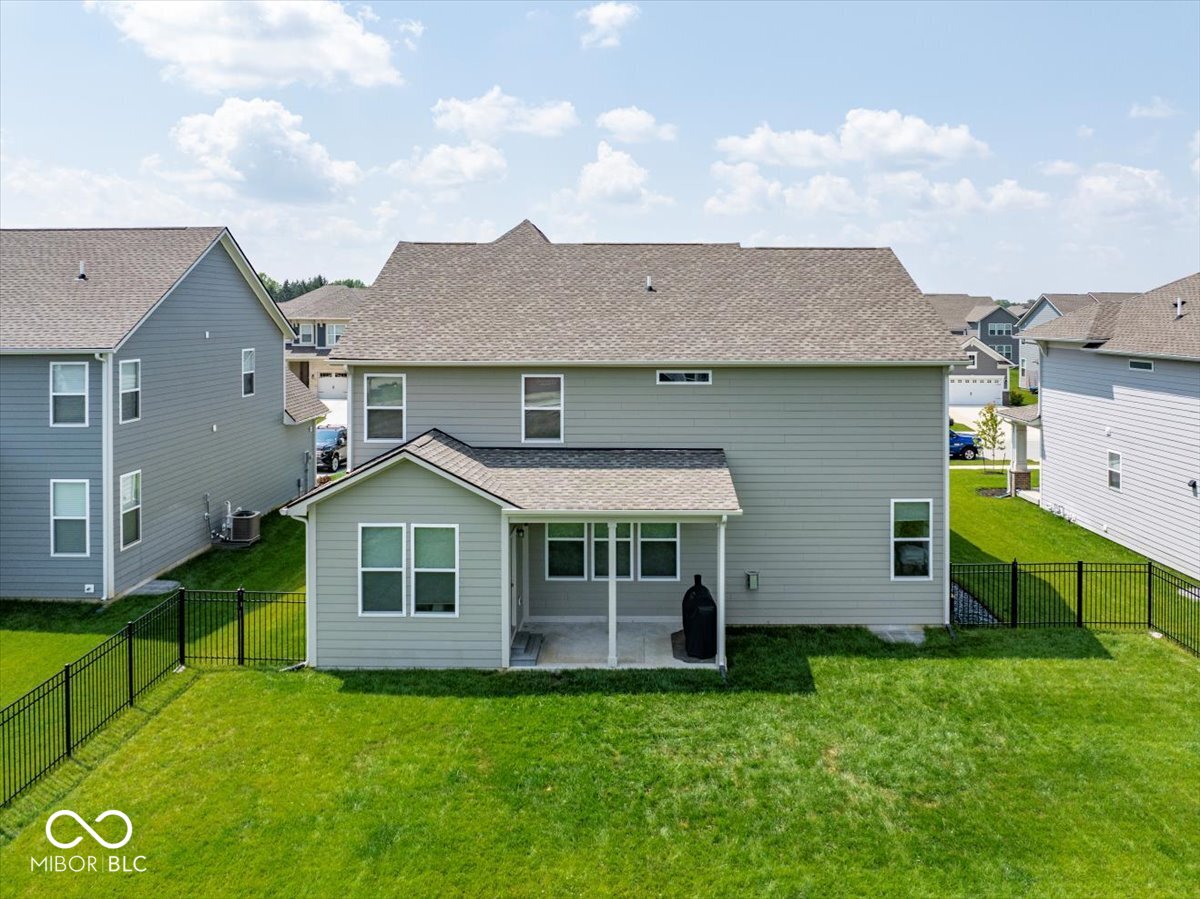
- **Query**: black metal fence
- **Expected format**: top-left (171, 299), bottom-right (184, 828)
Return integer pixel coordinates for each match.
top-left (0, 588), bottom-right (304, 805)
top-left (951, 560), bottom-right (1199, 655)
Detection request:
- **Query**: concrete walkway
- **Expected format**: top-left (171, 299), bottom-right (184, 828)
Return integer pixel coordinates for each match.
top-left (528, 621), bottom-right (717, 669)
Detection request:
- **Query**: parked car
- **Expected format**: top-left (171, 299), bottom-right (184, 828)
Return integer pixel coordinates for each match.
top-left (316, 425), bottom-right (348, 471)
top-left (949, 430), bottom-right (978, 460)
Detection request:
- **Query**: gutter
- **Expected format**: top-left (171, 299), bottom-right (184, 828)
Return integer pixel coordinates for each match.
top-left (96, 351), bottom-right (115, 600)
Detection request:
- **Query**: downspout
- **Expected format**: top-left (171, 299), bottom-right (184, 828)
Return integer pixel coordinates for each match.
top-left (96, 352), bottom-right (114, 600)
top-left (943, 364), bottom-right (951, 627)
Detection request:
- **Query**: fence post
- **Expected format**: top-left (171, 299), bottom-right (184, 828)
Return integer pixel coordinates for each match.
top-left (1076, 561), bottom-right (1084, 627)
top-left (237, 586), bottom-right (246, 666)
top-left (1147, 561), bottom-right (1154, 630)
top-left (177, 587), bottom-right (187, 667)
top-left (63, 663), bottom-right (73, 758)
top-left (126, 621), bottom-right (135, 707)
top-left (1010, 559), bottom-right (1019, 628)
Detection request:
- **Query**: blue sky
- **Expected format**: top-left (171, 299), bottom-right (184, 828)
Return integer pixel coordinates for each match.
top-left (1, 1), bottom-right (1197, 298)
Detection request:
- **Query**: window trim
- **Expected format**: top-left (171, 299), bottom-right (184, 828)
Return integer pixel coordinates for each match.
top-left (1107, 452), bottom-right (1122, 492)
top-left (521, 374), bottom-right (564, 444)
top-left (119, 469), bottom-right (143, 550)
top-left (411, 524), bottom-right (460, 617)
top-left (590, 522), bottom-right (634, 582)
top-left (965, 352), bottom-right (978, 370)
top-left (50, 479), bottom-right (90, 558)
top-left (326, 323), bottom-right (346, 347)
top-left (241, 348), bottom-right (255, 397)
top-left (358, 523), bottom-right (407, 617)
top-left (297, 322), bottom-right (315, 346)
top-left (656, 370), bottom-right (713, 386)
top-left (637, 522), bottom-right (681, 582)
top-left (118, 358), bottom-right (142, 424)
top-left (49, 361), bottom-right (89, 428)
top-left (890, 498), bottom-right (933, 582)
top-left (988, 322), bottom-right (1014, 337)
top-left (363, 372), bottom-right (407, 444)
top-left (1128, 359), bottom-right (1153, 372)
top-left (545, 522), bottom-right (588, 582)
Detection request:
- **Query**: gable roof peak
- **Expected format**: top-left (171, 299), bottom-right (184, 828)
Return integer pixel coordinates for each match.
top-left (493, 219), bottom-right (550, 246)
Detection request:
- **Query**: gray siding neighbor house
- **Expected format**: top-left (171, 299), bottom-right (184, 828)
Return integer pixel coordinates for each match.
top-left (924, 294), bottom-right (997, 337)
top-left (949, 337), bottom-right (1013, 405)
top-left (966, 304), bottom-right (1019, 363)
top-left (0, 227), bottom-right (326, 600)
top-left (280, 284), bottom-right (360, 401)
top-left (282, 220), bottom-right (966, 671)
top-left (1003, 273), bottom-right (1200, 578)
top-left (1015, 292), bottom-right (1138, 388)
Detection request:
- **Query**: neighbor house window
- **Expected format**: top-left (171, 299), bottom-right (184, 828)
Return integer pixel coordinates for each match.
top-left (359, 524), bottom-right (406, 614)
top-left (327, 323), bottom-right (345, 346)
top-left (50, 480), bottom-right (89, 557)
top-left (546, 523), bottom-right (587, 580)
top-left (1107, 452), bottom-right (1122, 491)
top-left (966, 353), bottom-right (978, 370)
top-left (1128, 359), bottom-right (1153, 372)
top-left (297, 322), bottom-right (315, 345)
top-left (891, 500), bottom-right (931, 579)
top-left (638, 523), bottom-right (680, 581)
top-left (997, 345), bottom-right (1013, 360)
top-left (119, 359), bottom-right (141, 423)
top-left (657, 370), bottom-right (712, 385)
top-left (241, 349), bottom-right (255, 397)
top-left (591, 523), bottom-right (633, 581)
top-left (50, 362), bottom-right (88, 426)
top-left (522, 375), bottom-right (563, 443)
top-left (412, 525), bottom-right (458, 615)
top-left (364, 373), bottom-right (406, 441)
top-left (120, 470), bottom-right (142, 549)
top-left (988, 323), bottom-right (1013, 336)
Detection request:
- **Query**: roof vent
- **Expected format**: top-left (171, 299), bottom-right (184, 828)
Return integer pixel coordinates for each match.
top-left (645, 275), bottom-right (655, 292)
top-left (76, 261), bottom-right (87, 281)
top-left (1175, 296), bottom-right (1186, 319)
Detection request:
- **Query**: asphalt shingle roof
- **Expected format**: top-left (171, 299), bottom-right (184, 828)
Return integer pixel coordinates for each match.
top-left (278, 284), bottom-right (361, 321)
top-left (284, 369), bottom-right (329, 423)
top-left (332, 220), bottom-right (965, 364)
top-left (0, 227), bottom-right (226, 351)
top-left (923, 294), bottom-right (996, 332)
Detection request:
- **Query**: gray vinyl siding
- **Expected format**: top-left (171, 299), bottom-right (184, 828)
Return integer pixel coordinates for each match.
top-left (0, 355), bottom-right (104, 598)
top-left (972, 307), bottom-right (1018, 362)
top-left (112, 244), bottom-right (314, 594)
top-left (349, 365), bottom-right (947, 626)
top-left (960, 348), bottom-right (1008, 377)
top-left (311, 460), bottom-right (503, 668)
top-left (1016, 301), bottom-right (1060, 388)
top-left (1038, 348), bottom-right (1200, 578)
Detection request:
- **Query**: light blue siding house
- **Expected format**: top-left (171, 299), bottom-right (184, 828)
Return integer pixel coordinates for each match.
top-left (1014, 292), bottom-right (1138, 388)
top-left (282, 221), bottom-right (966, 671)
top-left (0, 227), bottom-right (326, 600)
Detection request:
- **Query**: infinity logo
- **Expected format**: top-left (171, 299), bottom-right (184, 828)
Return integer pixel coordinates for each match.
top-left (45, 810), bottom-right (133, 850)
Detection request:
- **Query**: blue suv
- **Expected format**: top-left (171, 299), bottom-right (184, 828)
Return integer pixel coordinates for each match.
top-left (949, 430), bottom-right (979, 460)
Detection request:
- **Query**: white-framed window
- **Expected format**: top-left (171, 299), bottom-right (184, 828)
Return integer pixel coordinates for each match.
top-left (297, 322), bottom-right (315, 346)
top-left (50, 479), bottom-right (89, 557)
top-left (327, 323), bottom-right (346, 347)
top-left (241, 349), bottom-right (255, 397)
top-left (891, 499), bottom-right (932, 580)
top-left (591, 522), bottom-right (633, 581)
top-left (997, 344), bottom-right (1013, 360)
top-left (359, 524), bottom-right (406, 615)
top-left (965, 352), bottom-right (978, 370)
top-left (988, 323), bottom-right (1013, 336)
top-left (638, 523), bottom-right (680, 581)
top-left (50, 362), bottom-right (88, 426)
top-left (120, 470), bottom-right (142, 550)
top-left (119, 359), bottom-right (141, 423)
top-left (364, 373), bottom-right (406, 442)
top-left (1128, 359), bottom-right (1153, 372)
top-left (545, 522), bottom-right (587, 580)
top-left (412, 525), bottom-right (459, 615)
top-left (1020, 357), bottom-right (1027, 375)
top-left (522, 374), bottom-right (563, 443)
top-left (656, 370), bottom-right (712, 385)
top-left (1107, 452), bottom-right (1122, 491)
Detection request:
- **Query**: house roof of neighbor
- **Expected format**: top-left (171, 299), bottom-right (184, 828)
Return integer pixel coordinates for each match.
top-left (333, 220), bottom-right (966, 365)
top-left (284, 369), bottom-right (329, 424)
top-left (278, 284), bottom-right (361, 322)
top-left (923, 294), bottom-right (997, 332)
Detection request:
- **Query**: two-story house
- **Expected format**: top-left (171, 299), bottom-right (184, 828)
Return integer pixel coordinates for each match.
top-left (965, 303), bottom-right (1019, 362)
top-left (281, 220), bottom-right (965, 672)
top-left (0, 227), bottom-right (326, 601)
top-left (1002, 273), bottom-right (1200, 578)
top-left (924, 294), bottom-right (996, 337)
top-left (280, 284), bottom-right (359, 401)
top-left (1015, 292), bottom-right (1138, 388)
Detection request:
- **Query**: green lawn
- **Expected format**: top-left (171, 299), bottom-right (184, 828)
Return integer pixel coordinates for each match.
top-left (1, 627), bottom-right (1196, 897)
top-left (1007, 367), bottom-right (1037, 406)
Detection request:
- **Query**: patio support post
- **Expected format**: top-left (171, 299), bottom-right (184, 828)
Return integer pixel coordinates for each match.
top-left (717, 516), bottom-right (727, 672)
top-left (1010, 423), bottom-right (1028, 473)
top-left (500, 515), bottom-right (511, 668)
top-left (607, 521), bottom-right (618, 667)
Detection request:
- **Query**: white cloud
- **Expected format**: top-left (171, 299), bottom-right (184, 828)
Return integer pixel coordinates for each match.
top-left (575, 141), bottom-right (671, 208)
top-left (868, 172), bottom-right (1047, 215)
top-left (397, 18), bottom-right (425, 51)
top-left (704, 162), bottom-right (781, 215)
top-left (782, 174), bottom-right (864, 215)
top-left (1037, 160), bottom-right (1080, 176)
top-left (431, 86), bottom-right (578, 140)
top-left (170, 98), bottom-right (361, 201)
top-left (1077, 125), bottom-right (1095, 139)
top-left (1068, 163), bottom-right (1178, 220)
top-left (388, 142), bottom-right (506, 189)
top-left (84, 0), bottom-right (401, 92)
top-left (595, 106), bottom-right (677, 142)
top-left (578, 2), bottom-right (639, 49)
top-left (1129, 96), bottom-right (1177, 119)
top-left (985, 179), bottom-right (1051, 211)
top-left (717, 109), bottom-right (989, 169)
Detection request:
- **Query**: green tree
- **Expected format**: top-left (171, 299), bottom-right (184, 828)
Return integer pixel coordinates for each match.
top-left (974, 403), bottom-right (1006, 473)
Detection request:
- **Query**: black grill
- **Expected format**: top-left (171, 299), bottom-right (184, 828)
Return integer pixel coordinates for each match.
top-left (681, 574), bottom-right (717, 660)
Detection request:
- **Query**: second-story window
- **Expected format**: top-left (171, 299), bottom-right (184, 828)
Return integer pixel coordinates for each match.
top-left (119, 359), bottom-right (141, 423)
top-left (327, 323), bottom-right (345, 346)
top-left (522, 374), bottom-right (563, 443)
top-left (988, 322), bottom-right (1013, 337)
top-left (241, 349), bottom-right (255, 397)
top-left (364, 373), bottom-right (406, 441)
top-left (50, 361), bottom-right (88, 426)
top-left (298, 323), bottom-right (315, 345)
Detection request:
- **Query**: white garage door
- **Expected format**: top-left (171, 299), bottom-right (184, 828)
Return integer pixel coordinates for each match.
top-left (948, 376), bottom-right (1003, 405)
top-left (318, 372), bottom-right (348, 399)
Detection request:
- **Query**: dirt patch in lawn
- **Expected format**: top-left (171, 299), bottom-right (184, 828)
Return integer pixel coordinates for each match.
top-left (975, 488), bottom-right (1008, 498)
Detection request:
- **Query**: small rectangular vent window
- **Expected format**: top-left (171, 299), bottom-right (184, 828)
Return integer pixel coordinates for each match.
top-left (1128, 359), bottom-right (1153, 372)
top-left (657, 371), bottom-right (712, 385)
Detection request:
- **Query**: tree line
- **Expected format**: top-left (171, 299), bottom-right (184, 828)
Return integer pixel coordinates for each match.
top-left (258, 273), bottom-right (366, 303)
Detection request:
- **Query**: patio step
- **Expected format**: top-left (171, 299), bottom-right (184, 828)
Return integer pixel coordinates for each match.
top-left (510, 631), bottom-right (543, 667)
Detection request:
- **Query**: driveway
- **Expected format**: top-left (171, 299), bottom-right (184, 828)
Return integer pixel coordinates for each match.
top-left (322, 398), bottom-right (347, 426)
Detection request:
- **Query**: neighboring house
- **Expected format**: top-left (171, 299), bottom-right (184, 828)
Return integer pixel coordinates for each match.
top-left (280, 284), bottom-right (359, 400)
top-left (924, 293), bottom-right (997, 336)
top-left (949, 336), bottom-right (1014, 405)
top-left (1002, 273), bottom-right (1200, 579)
top-left (281, 220), bottom-right (965, 672)
top-left (965, 303), bottom-right (1019, 362)
top-left (0, 227), bottom-right (326, 601)
top-left (1015, 292), bottom-right (1138, 388)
